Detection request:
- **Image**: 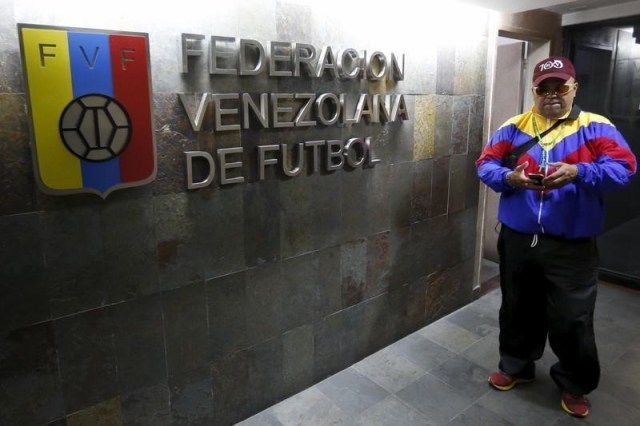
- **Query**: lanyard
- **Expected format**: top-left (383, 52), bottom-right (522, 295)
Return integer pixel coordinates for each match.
top-left (532, 116), bottom-right (564, 172)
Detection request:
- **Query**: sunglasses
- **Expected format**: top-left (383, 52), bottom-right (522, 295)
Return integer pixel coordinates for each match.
top-left (533, 83), bottom-right (575, 97)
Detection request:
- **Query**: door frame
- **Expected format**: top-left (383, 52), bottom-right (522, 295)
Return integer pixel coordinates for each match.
top-left (473, 28), bottom-right (553, 293)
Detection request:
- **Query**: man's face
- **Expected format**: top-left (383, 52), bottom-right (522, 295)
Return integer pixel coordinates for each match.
top-left (532, 77), bottom-right (578, 119)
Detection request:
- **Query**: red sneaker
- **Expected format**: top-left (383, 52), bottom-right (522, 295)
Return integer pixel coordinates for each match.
top-left (487, 370), bottom-right (535, 391)
top-left (561, 393), bottom-right (590, 418)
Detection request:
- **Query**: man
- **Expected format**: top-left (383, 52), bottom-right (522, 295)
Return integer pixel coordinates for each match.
top-left (476, 56), bottom-right (636, 418)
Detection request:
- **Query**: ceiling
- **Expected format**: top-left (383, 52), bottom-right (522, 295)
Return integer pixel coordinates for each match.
top-left (544, 0), bottom-right (638, 14)
top-left (457, 0), bottom-right (637, 15)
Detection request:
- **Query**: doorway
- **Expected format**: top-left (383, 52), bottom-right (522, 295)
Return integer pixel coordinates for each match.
top-left (479, 35), bottom-right (551, 287)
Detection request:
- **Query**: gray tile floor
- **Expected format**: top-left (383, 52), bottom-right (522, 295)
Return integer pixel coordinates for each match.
top-left (237, 280), bottom-right (640, 425)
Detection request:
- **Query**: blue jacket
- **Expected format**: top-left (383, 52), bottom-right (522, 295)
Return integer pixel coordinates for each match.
top-left (476, 107), bottom-right (637, 239)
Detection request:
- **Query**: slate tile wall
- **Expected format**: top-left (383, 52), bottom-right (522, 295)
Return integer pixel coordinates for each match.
top-left (0, 0), bottom-right (489, 424)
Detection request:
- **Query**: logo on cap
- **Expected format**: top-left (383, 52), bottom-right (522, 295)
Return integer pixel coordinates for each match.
top-left (538, 59), bottom-right (565, 72)
top-left (18, 24), bottom-right (156, 198)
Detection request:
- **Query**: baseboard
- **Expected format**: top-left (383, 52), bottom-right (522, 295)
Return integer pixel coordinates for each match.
top-left (598, 268), bottom-right (640, 291)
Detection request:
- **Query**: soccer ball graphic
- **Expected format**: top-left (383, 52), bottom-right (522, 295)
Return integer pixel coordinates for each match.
top-left (59, 94), bottom-right (132, 162)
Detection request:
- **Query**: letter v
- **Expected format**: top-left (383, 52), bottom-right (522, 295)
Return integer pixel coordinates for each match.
top-left (80, 46), bottom-right (100, 68)
top-left (178, 93), bottom-right (212, 131)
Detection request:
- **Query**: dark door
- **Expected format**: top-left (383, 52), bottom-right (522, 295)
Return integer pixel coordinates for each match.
top-left (565, 22), bottom-right (640, 289)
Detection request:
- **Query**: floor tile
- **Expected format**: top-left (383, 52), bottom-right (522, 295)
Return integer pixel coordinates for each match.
top-left (315, 368), bottom-right (389, 417)
top-left (461, 333), bottom-right (499, 372)
top-left (269, 387), bottom-right (353, 426)
top-left (355, 395), bottom-right (436, 426)
top-left (418, 318), bottom-right (482, 354)
top-left (428, 355), bottom-right (492, 400)
top-left (477, 386), bottom-right (563, 426)
top-left (236, 409), bottom-right (282, 426)
top-left (467, 289), bottom-right (501, 319)
top-left (352, 347), bottom-right (426, 394)
top-left (597, 351), bottom-right (640, 410)
top-left (444, 305), bottom-right (500, 338)
top-left (395, 373), bottom-right (474, 424)
top-left (389, 333), bottom-right (455, 371)
top-left (447, 403), bottom-right (514, 425)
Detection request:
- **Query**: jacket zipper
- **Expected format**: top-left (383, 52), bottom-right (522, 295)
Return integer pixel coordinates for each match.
top-left (532, 117), bottom-right (551, 247)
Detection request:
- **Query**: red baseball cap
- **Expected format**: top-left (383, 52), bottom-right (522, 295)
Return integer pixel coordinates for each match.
top-left (532, 56), bottom-right (576, 86)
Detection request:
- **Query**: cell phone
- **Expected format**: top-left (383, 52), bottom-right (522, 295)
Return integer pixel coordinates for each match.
top-left (528, 173), bottom-right (544, 185)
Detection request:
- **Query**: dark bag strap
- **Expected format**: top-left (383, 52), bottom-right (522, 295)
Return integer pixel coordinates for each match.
top-left (511, 105), bottom-right (581, 159)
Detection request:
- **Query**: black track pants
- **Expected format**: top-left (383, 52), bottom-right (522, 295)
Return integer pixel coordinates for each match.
top-left (497, 225), bottom-right (600, 395)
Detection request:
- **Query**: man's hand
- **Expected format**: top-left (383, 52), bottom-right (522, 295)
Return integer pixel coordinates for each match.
top-left (543, 161), bottom-right (579, 189)
top-left (505, 162), bottom-right (545, 190)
